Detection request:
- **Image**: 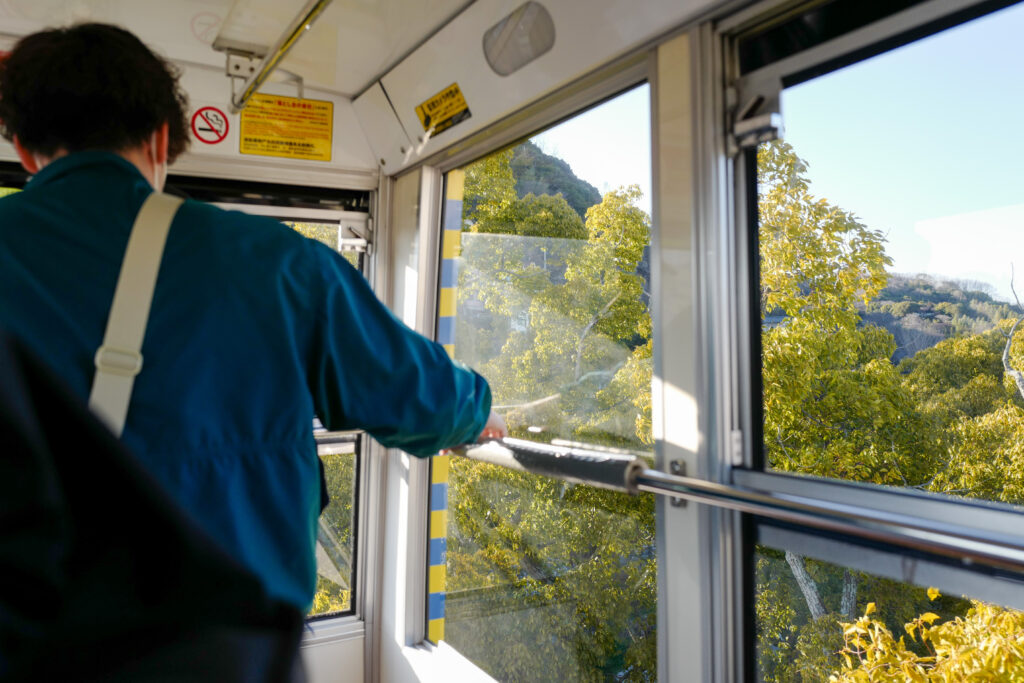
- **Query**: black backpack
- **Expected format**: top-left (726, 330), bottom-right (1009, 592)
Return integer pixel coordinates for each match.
top-left (0, 329), bottom-right (304, 682)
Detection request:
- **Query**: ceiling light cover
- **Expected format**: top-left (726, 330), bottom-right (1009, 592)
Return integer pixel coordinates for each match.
top-left (482, 2), bottom-right (555, 77)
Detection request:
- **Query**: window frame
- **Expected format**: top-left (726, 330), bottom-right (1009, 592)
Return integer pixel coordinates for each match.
top-left (413, 29), bottom-right (723, 683)
top-left (722, 0), bottom-right (1024, 678)
top-left (199, 196), bottom-right (376, 644)
top-left (372, 45), bottom-right (706, 683)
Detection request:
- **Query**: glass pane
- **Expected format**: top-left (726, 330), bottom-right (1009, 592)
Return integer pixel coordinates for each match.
top-left (0, 187), bottom-right (20, 198)
top-left (286, 220), bottom-right (361, 271)
top-left (758, 3), bottom-right (1024, 506)
top-left (309, 448), bottom-right (357, 618)
top-left (447, 469), bottom-right (655, 680)
top-left (755, 543), bottom-right (1024, 681)
top-left (434, 85), bottom-right (656, 680)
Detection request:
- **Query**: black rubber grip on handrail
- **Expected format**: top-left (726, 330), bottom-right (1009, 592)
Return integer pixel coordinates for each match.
top-left (461, 437), bottom-right (645, 493)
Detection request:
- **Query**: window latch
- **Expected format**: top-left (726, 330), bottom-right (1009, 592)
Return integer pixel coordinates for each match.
top-left (728, 93), bottom-right (783, 155)
top-left (339, 221), bottom-right (371, 254)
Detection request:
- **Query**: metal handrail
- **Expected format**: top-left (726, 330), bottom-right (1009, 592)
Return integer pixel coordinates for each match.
top-left (229, 0), bottom-right (334, 113)
top-left (454, 438), bottom-right (1024, 575)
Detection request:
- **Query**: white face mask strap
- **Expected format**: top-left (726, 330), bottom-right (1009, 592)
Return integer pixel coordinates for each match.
top-left (150, 132), bottom-right (167, 191)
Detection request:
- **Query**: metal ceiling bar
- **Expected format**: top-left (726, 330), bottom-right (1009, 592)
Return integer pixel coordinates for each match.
top-left (229, 0), bottom-right (334, 113)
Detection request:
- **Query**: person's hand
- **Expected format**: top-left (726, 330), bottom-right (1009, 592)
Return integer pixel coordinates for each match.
top-left (477, 410), bottom-right (507, 442)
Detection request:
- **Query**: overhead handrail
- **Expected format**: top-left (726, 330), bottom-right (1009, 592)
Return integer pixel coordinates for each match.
top-left (449, 438), bottom-right (1024, 576)
top-left (228, 0), bottom-right (334, 113)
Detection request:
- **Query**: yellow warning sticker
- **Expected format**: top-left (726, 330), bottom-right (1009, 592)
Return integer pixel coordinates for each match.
top-left (415, 83), bottom-right (471, 137)
top-left (239, 93), bottom-right (333, 161)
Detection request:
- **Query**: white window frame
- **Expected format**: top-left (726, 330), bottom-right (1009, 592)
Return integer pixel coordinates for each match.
top-left (209, 200), bottom-right (378, 670)
top-left (720, 1), bottom-right (1024, 680)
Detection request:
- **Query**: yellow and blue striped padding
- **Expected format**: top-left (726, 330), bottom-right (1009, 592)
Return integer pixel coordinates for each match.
top-left (436, 169), bottom-right (463, 356)
top-left (427, 169), bottom-right (465, 643)
top-left (427, 455), bottom-right (448, 642)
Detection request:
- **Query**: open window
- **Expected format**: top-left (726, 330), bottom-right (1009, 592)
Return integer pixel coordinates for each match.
top-left (178, 177), bottom-right (372, 622)
top-left (729, 0), bottom-right (1024, 678)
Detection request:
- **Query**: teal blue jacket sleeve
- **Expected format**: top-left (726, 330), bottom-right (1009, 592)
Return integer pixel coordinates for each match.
top-left (305, 241), bottom-right (491, 457)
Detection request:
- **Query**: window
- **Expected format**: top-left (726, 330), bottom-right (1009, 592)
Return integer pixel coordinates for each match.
top-left (741, 1), bottom-right (1024, 678)
top-left (309, 431), bottom-right (358, 618)
top-left (429, 86), bottom-right (656, 679)
top-left (285, 218), bottom-right (367, 619)
top-left (755, 1), bottom-right (1024, 503)
top-left (287, 221), bottom-right (362, 272)
top-left (755, 535), bottom-right (1024, 680)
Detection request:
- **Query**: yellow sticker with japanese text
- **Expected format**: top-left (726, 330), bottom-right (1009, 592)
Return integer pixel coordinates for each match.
top-left (240, 93), bottom-right (333, 161)
top-left (415, 83), bottom-right (471, 137)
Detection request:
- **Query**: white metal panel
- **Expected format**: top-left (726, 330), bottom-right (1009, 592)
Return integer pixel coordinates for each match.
top-left (213, 0), bottom-right (307, 54)
top-left (172, 63), bottom-right (379, 186)
top-left (377, 169), bottom-right (427, 683)
top-left (281, 0), bottom-right (473, 96)
top-left (213, 0), bottom-right (473, 96)
top-left (351, 83), bottom-right (415, 174)
top-left (360, 0), bottom-right (721, 173)
top-left (302, 622), bottom-right (365, 683)
top-left (652, 31), bottom-right (712, 683)
top-left (0, 0), bottom-right (233, 67)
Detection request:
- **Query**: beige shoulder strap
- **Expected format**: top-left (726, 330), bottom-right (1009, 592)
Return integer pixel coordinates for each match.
top-left (89, 192), bottom-right (183, 437)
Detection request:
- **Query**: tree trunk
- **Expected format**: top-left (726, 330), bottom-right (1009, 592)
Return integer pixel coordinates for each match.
top-left (785, 551), bottom-right (826, 620)
top-left (1004, 267), bottom-right (1024, 401)
top-left (840, 569), bottom-right (857, 617)
top-left (1003, 317), bottom-right (1024, 401)
top-left (574, 293), bottom-right (620, 381)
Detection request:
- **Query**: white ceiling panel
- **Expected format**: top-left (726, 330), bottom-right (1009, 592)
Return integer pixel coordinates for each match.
top-left (0, 0), bottom-right (236, 66)
top-left (211, 0), bottom-right (475, 96)
top-left (0, 0), bottom-right (475, 97)
top-left (365, 0), bottom-right (722, 172)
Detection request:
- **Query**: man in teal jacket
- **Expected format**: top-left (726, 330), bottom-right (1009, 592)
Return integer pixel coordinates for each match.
top-left (0, 23), bottom-right (505, 611)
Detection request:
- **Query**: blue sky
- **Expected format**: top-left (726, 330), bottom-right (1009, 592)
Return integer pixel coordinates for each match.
top-left (782, 1), bottom-right (1024, 301)
top-left (532, 2), bottom-right (1023, 300)
top-left (532, 85), bottom-right (652, 216)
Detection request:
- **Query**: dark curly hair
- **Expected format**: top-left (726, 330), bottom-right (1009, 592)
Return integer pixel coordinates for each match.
top-left (0, 23), bottom-right (190, 161)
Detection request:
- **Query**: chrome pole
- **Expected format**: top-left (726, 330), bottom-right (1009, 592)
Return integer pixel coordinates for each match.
top-left (229, 0), bottom-right (334, 113)
top-left (448, 438), bottom-right (1024, 574)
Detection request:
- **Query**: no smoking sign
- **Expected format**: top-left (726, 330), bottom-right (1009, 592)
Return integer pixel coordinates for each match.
top-left (191, 106), bottom-right (229, 144)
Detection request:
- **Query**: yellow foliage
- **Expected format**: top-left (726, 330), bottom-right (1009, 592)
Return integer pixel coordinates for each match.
top-left (830, 601), bottom-right (1024, 681)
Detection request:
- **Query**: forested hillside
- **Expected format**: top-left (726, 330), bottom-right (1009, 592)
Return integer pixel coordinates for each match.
top-left (864, 274), bottom-right (1015, 361)
top-left (510, 140), bottom-right (602, 218)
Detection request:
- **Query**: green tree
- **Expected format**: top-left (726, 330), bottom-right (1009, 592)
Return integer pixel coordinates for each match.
top-left (759, 141), bottom-right (930, 486)
top-left (309, 451), bottom-right (357, 617)
top-left (755, 140), bottom-right (1024, 681)
top-left (445, 144), bottom-right (657, 681)
top-left (753, 141), bottom-right (1012, 681)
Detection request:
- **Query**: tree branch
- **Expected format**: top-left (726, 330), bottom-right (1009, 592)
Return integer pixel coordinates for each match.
top-left (1003, 264), bottom-right (1024, 401)
top-left (785, 551), bottom-right (826, 621)
top-left (575, 292), bottom-right (621, 382)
